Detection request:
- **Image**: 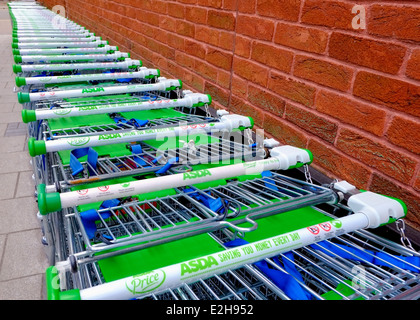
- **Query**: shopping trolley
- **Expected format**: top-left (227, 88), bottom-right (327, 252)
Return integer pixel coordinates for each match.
top-left (43, 156), bottom-right (419, 300)
top-left (9, 2), bottom-right (420, 301)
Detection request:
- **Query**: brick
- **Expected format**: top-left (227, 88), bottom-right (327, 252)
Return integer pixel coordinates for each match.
top-left (194, 59), bottom-right (219, 81)
top-left (148, 0), bottom-right (167, 14)
top-left (208, 10), bottom-right (236, 31)
top-left (328, 32), bottom-right (406, 75)
top-left (315, 90), bottom-right (387, 136)
top-left (233, 57), bottom-right (269, 87)
top-left (183, 69), bottom-right (205, 92)
top-left (186, 6), bottom-right (207, 24)
top-left (177, 0), bottom-right (197, 3)
top-left (167, 34), bottom-right (185, 51)
top-left (234, 35), bottom-right (251, 58)
top-left (230, 96), bottom-right (265, 128)
top-left (267, 72), bottom-right (316, 107)
top-left (217, 69), bottom-right (231, 89)
top-left (251, 42), bottom-right (293, 74)
top-left (205, 48), bottom-right (233, 70)
top-left (285, 103), bottom-right (338, 143)
top-left (386, 116), bottom-right (420, 156)
top-left (218, 31), bottom-right (235, 51)
top-left (176, 20), bottom-right (195, 38)
top-left (368, 5), bottom-right (420, 42)
top-left (238, 0), bottom-right (256, 13)
top-left (167, 61), bottom-right (185, 80)
top-left (175, 51), bottom-right (196, 69)
top-left (195, 25), bottom-right (219, 46)
top-left (159, 15), bottom-right (177, 33)
top-left (301, 0), bottom-right (355, 30)
top-left (152, 53), bottom-right (169, 70)
top-left (141, 10), bottom-right (160, 26)
top-left (256, 0), bottom-right (301, 22)
top-left (231, 75), bottom-right (248, 98)
top-left (307, 138), bottom-right (372, 189)
top-left (353, 72), bottom-right (420, 117)
top-left (336, 128), bottom-right (417, 183)
top-left (204, 81), bottom-right (230, 107)
top-left (370, 173), bottom-right (420, 230)
top-left (414, 172), bottom-right (420, 193)
top-left (293, 55), bottom-right (353, 92)
top-left (153, 28), bottom-right (168, 45)
top-left (237, 14), bottom-right (275, 41)
top-left (167, 2), bottom-right (185, 19)
top-left (248, 84), bottom-right (285, 115)
top-left (274, 22), bottom-right (328, 54)
top-left (132, 44), bottom-right (154, 64)
top-left (223, 0), bottom-right (237, 10)
top-left (406, 49), bottom-right (420, 82)
top-left (197, 0), bottom-right (222, 8)
top-left (264, 113), bottom-right (308, 148)
top-left (184, 39), bottom-right (207, 60)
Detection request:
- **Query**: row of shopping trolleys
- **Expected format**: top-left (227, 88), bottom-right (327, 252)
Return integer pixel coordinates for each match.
top-left (9, 1), bottom-right (420, 300)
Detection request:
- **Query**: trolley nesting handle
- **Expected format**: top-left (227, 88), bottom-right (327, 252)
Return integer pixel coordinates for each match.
top-left (332, 181), bottom-right (408, 229)
top-left (48, 194), bottom-right (406, 300)
top-left (36, 144), bottom-right (311, 215)
top-left (13, 45), bottom-right (119, 56)
top-left (12, 39), bottom-right (109, 49)
top-left (14, 51), bottom-right (130, 64)
top-left (16, 67), bottom-right (157, 88)
top-left (17, 78), bottom-right (180, 103)
top-left (13, 58), bottom-right (141, 75)
top-left (13, 36), bottom-right (102, 43)
top-left (22, 92), bottom-right (211, 123)
top-left (28, 114), bottom-right (252, 157)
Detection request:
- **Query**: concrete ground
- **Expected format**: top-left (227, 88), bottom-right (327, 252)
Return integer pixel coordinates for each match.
top-left (0, 2), bottom-right (49, 300)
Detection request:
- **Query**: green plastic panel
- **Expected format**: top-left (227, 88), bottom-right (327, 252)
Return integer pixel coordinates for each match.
top-left (97, 206), bottom-right (330, 283)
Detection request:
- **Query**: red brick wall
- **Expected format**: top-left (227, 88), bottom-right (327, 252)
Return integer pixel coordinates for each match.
top-left (39, 0), bottom-right (420, 230)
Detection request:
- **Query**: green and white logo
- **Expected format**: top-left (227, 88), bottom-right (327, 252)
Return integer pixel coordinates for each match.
top-left (183, 169), bottom-right (212, 180)
top-left (67, 137), bottom-right (90, 147)
top-left (180, 256), bottom-right (219, 276)
top-left (98, 133), bottom-right (122, 140)
top-left (331, 220), bottom-right (343, 229)
top-left (243, 162), bottom-right (256, 169)
top-left (82, 87), bottom-right (105, 94)
top-left (125, 270), bottom-right (166, 295)
top-left (39, 78), bottom-right (53, 83)
top-left (120, 182), bottom-right (130, 188)
top-left (78, 106), bottom-right (98, 112)
top-left (52, 108), bottom-right (72, 115)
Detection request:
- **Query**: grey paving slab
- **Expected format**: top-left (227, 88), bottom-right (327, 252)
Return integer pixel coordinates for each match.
top-left (0, 172), bottom-right (18, 199)
top-left (4, 121), bottom-right (27, 136)
top-left (12, 102), bottom-right (21, 112)
top-left (0, 135), bottom-right (26, 152)
top-left (0, 197), bottom-right (39, 234)
top-left (4, 81), bottom-right (16, 90)
top-left (0, 274), bottom-right (45, 300)
top-left (0, 151), bottom-right (32, 173)
top-left (0, 229), bottom-right (48, 282)
top-left (15, 171), bottom-right (36, 198)
top-left (0, 111), bottom-right (22, 123)
top-left (0, 96), bottom-right (18, 104)
top-left (0, 87), bottom-right (16, 96)
top-left (0, 6), bottom-right (49, 300)
top-left (0, 102), bottom-right (15, 113)
top-left (0, 123), bottom-right (7, 136)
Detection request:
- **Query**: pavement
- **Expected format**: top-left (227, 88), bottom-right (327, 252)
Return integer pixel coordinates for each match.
top-left (0, 3), bottom-right (49, 300)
